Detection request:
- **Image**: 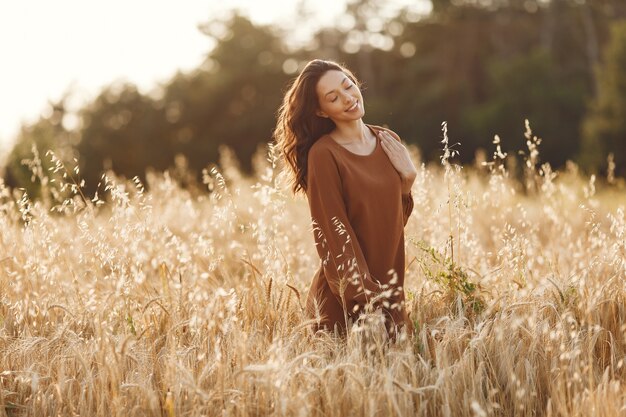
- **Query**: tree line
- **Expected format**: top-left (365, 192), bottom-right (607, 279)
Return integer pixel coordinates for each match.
top-left (2, 0), bottom-right (626, 199)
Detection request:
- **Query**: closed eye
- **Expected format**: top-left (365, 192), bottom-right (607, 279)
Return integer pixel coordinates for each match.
top-left (330, 84), bottom-right (353, 102)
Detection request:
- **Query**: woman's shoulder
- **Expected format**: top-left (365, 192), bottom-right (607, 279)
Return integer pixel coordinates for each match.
top-left (367, 123), bottom-right (402, 142)
top-left (308, 134), bottom-right (335, 160)
top-left (307, 135), bottom-right (341, 178)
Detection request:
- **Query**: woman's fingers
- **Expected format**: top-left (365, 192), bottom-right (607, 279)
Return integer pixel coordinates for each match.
top-left (377, 129), bottom-right (418, 181)
top-left (379, 129), bottom-right (417, 177)
top-left (380, 134), bottom-right (403, 167)
top-left (379, 130), bottom-right (403, 150)
top-left (379, 131), bottom-right (403, 156)
top-left (380, 132), bottom-right (395, 153)
top-left (380, 135), bottom-right (394, 156)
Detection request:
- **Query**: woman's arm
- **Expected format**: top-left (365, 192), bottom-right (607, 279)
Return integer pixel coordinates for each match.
top-left (379, 127), bottom-right (416, 225)
top-left (401, 192), bottom-right (414, 227)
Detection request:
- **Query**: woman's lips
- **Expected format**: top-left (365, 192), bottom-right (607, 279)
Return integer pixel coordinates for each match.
top-left (346, 100), bottom-right (359, 112)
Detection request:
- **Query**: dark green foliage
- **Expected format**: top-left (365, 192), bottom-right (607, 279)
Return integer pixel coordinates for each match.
top-left (464, 47), bottom-right (588, 168)
top-left (4, 99), bottom-right (78, 200)
top-left (579, 20), bottom-right (626, 177)
top-left (414, 239), bottom-right (486, 317)
top-left (76, 83), bottom-right (169, 196)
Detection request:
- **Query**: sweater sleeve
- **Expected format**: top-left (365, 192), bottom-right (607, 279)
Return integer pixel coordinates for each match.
top-left (401, 191), bottom-right (414, 227)
top-left (306, 146), bottom-right (384, 315)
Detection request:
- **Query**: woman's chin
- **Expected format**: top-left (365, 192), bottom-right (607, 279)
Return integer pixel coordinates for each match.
top-left (346, 109), bottom-right (365, 120)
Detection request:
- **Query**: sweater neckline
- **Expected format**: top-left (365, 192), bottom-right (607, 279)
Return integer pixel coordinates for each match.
top-left (326, 124), bottom-right (380, 157)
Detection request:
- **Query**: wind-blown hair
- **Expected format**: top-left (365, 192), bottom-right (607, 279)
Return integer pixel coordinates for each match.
top-left (273, 59), bottom-right (362, 196)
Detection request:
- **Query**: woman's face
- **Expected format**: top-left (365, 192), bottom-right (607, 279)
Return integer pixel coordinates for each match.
top-left (315, 69), bottom-right (364, 123)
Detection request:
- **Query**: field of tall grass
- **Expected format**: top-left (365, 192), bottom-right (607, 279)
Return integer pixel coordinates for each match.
top-left (1, 121), bottom-right (625, 416)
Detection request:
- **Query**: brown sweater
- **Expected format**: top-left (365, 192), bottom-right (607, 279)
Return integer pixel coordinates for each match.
top-left (304, 123), bottom-right (414, 338)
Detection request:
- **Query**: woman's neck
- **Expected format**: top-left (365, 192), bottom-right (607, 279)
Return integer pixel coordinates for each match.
top-left (332, 119), bottom-right (368, 144)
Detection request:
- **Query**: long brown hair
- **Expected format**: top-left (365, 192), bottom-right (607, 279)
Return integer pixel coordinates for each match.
top-left (273, 59), bottom-right (362, 196)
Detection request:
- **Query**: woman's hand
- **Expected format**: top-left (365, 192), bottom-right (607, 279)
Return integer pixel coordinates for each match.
top-left (378, 129), bottom-right (417, 194)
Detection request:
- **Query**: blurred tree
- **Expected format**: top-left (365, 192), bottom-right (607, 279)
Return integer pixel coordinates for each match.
top-left (431, 0), bottom-right (454, 14)
top-left (173, 13), bottom-right (292, 177)
top-left (73, 14), bottom-right (293, 196)
top-left (372, 4), bottom-right (545, 163)
top-left (76, 82), bottom-right (170, 195)
top-left (463, 47), bottom-right (588, 168)
top-left (4, 95), bottom-right (78, 201)
top-left (389, 0), bottom-right (598, 167)
top-left (579, 20), bottom-right (626, 177)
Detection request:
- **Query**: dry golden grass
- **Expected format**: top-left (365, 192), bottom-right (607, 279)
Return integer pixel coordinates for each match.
top-left (1, 122), bottom-right (625, 416)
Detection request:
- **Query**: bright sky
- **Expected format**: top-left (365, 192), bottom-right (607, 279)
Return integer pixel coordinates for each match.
top-left (0, 0), bottom-right (430, 162)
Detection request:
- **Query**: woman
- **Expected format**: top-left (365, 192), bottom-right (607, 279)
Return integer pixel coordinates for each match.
top-left (273, 59), bottom-right (417, 341)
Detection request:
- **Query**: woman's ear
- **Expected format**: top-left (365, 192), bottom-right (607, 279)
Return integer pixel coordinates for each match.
top-left (316, 109), bottom-right (328, 118)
